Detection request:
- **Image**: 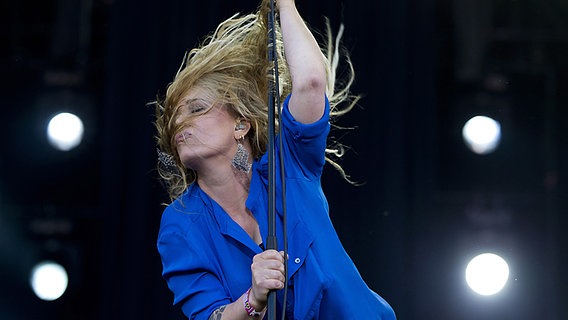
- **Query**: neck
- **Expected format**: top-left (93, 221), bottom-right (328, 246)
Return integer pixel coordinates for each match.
top-left (197, 166), bottom-right (251, 218)
top-left (198, 163), bottom-right (260, 244)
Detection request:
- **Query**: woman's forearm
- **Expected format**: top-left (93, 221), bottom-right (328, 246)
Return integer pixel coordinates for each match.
top-left (278, 0), bottom-right (327, 124)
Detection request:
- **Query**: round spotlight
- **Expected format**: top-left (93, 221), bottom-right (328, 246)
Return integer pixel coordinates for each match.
top-left (47, 112), bottom-right (84, 151)
top-left (462, 116), bottom-right (501, 155)
top-left (30, 261), bottom-right (69, 301)
top-left (465, 253), bottom-right (509, 296)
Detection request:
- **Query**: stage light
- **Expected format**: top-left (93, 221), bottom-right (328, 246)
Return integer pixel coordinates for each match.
top-left (30, 260), bottom-right (69, 301)
top-left (465, 253), bottom-right (509, 296)
top-left (46, 112), bottom-right (84, 151)
top-left (462, 116), bottom-right (501, 155)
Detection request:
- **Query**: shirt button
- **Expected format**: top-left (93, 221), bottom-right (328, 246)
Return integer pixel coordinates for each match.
top-left (294, 258), bottom-right (301, 264)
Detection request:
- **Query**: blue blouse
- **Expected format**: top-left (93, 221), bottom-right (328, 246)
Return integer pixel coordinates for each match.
top-left (157, 96), bottom-right (396, 320)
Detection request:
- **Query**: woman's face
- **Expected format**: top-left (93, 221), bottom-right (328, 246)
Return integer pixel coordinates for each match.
top-left (174, 87), bottom-right (238, 171)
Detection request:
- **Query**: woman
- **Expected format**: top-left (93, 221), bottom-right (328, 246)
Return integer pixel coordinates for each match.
top-left (155, 0), bottom-right (396, 319)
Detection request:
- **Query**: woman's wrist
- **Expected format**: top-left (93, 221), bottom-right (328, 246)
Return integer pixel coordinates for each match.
top-left (243, 287), bottom-right (266, 317)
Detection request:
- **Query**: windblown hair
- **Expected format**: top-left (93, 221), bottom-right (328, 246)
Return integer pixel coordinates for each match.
top-left (154, 0), bottom-right (359, 202)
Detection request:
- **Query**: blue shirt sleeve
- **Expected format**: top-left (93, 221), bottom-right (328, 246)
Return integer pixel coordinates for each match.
top-left (157, 204), bottom-right (230, 320)
top-left (279, 94), bottom-right (331, 180)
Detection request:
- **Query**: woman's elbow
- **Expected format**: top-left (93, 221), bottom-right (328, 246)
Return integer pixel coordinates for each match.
top-left (294, 74), bottom-right (327, 97)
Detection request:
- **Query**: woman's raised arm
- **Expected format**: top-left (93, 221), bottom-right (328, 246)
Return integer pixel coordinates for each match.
top-left (277, 0), bottom-right (328, 124)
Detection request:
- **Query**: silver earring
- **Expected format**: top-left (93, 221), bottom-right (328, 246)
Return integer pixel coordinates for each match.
top-left (231, 137), bottom-right (251, 173)
top-left (157, 148), bottom-right (178, 174)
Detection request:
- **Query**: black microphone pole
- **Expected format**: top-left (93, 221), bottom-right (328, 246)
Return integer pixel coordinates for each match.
top-left (266, 0), bottom-right (278, 319)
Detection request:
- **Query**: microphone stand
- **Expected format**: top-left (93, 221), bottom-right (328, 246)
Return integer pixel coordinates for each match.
top-left (266, 0), bottom-right (280, 319)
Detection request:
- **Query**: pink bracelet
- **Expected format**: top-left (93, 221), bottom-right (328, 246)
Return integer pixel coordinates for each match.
top-left (243, 288), bottom-right (263, 317)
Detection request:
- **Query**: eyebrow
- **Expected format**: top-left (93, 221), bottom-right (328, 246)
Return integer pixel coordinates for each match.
top-left (178, 98), bottom-right (208, 107)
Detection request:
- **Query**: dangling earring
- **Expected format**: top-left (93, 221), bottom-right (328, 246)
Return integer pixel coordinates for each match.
top-left (231, 136), bottom-right (251, 173)
top-left (157, 148), bottom-right (178, 174)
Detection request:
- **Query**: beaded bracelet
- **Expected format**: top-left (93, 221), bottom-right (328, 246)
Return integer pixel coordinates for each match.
top-left (243, 287), bottom-right (263, 317)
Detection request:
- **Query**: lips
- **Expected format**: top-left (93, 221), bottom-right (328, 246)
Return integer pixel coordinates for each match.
top-left (175, 131), bottom-right (191, 144)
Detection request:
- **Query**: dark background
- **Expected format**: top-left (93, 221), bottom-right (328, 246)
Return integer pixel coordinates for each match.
top-left (1, 0), bottom-right (566, 319)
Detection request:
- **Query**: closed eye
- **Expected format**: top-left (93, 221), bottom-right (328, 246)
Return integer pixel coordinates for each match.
top-left (179, 98), bottom-right (210, 115)
top-left (189, 104), bottom-right (206, 114)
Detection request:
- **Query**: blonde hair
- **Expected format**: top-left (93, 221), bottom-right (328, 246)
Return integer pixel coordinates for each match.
top-left (154, 0), bottom-right (359, 201)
